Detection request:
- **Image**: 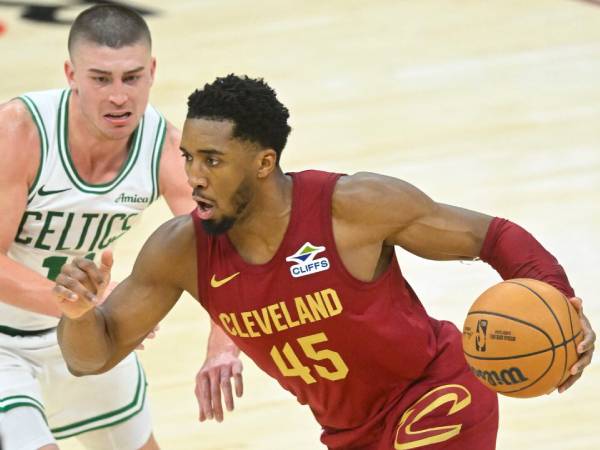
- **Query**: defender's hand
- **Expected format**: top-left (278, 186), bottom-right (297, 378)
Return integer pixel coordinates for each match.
top-left (53, 251), bottom-right (113, 319)
top-left (195, 351), bottom-right (243, 422)
top-left (558, 297), bottom-right (596, 393)
top-left (136, 324), bottom-right (161, 350)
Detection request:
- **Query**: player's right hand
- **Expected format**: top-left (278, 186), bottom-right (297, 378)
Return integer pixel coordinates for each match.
top-left (53, 250), bottom-right (114, 320)
top-left (557, 297), bottom-right (596, 393)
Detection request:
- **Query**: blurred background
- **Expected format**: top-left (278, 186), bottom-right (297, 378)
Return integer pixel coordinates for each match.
top-left (1, 1), bottom-right (598, 448)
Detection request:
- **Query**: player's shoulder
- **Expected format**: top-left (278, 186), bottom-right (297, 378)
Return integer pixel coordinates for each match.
top-left (156, 120), bottom-right (186, 188)
top-left (162, 121), bottom-right (181, 152)
top-left (0, 99), bottom-right (40, 172)
top-left (154, 120), bottom-right (181, 163)
top-left (142, 104), bottom-right (180, 151)
top-left (335, 171), bottom-right (396, 193)
top-left (332, 171), bottom-right (431, 224)
top-left (136, 214), bottom-right (195, 281)
top-left (0, 98), bottom-right (37, 134)
top-left (145, 214), bottom-right (195, 256)
top-left (334, 171), bottom-right (414, 207)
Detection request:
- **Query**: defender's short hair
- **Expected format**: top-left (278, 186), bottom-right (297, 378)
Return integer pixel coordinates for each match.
top-left (187, 74), bottom-right (292, 163)
top-left (68, 4), bottom-right (151, 55)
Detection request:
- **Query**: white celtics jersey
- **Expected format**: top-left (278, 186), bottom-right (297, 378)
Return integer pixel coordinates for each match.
top-left (1, 89), bottom-right (166, 330)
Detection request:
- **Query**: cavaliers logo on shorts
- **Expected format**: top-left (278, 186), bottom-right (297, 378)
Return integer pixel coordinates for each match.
top-left (394, 384), bottom-right (472, 449)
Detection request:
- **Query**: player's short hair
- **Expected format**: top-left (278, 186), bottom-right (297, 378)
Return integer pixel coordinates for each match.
top-left (68, 4), bottom-right (151, 55)
top-left (187, 74), bottom-right (292, 163)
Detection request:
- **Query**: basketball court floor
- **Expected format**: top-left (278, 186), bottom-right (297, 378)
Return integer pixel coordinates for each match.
top-left (0, 1), bottom-right (598, 448)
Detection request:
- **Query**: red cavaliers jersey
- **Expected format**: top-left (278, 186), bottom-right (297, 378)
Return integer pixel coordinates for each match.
top-left (192, 170), bottom-right (471, 447)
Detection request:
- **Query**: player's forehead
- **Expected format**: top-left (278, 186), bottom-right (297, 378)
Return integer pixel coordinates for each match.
top-left (181, 118), bottom-right (237, 150)
top-left (70, 38), bottom-right (151, 68)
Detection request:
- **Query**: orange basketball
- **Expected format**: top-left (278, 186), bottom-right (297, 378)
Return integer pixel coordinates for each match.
top-left (462, 278), bottom-right (583, 398)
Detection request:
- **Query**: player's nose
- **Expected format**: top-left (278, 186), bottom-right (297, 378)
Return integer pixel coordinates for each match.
top-left (109, 92), bottom-right (128, 106)
top-left (186, 160), bottom-right (209, 189)
top-left (187, 172), bottom-right (208, 190)
top-left (108, 82), bottom-right (128, 106)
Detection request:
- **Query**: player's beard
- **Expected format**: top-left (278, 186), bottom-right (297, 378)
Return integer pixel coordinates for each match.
top-left (201, 178), bottom-right (253, 235)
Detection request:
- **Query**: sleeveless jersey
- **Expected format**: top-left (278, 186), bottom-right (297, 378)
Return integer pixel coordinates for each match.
top-left (192, 170), bottom-right (468, 446)
top-left (1, 89), bottom-right (166, 331)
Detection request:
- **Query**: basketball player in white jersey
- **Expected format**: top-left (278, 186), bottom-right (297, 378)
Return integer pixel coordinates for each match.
top-left (0, 5), bottom-right (242, 450)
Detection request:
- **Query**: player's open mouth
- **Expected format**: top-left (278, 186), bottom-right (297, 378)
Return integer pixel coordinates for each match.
top-left (104, 112), bottom-right (132, 125)
top-left (197, 200), bottom-right (213, 210)
top-left (195, 199), bottom-right (215, 220)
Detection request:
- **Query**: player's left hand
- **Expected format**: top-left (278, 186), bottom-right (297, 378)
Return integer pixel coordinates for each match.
top-left (53, 250), bottom-right (113, 319)
top-left (557, 297), bottom-right (595, 393)
top-left (195, 351), bottom-right (243, 422)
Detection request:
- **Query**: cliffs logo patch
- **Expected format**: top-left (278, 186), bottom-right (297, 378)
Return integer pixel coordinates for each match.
top-left (286, 242), bottom-right (330, 278)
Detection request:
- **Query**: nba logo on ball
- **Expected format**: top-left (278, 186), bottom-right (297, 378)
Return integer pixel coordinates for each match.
top-left (462, 279), bottom-right (583, 398)
top-left (475, 319), bottom-right (488, 352)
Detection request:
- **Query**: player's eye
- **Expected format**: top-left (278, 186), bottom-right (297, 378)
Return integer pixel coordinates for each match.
top-left (206, 156), bottom-right (220, 167)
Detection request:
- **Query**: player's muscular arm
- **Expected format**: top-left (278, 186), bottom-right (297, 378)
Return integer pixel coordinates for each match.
top-left (335, 173), bottom-right (594, 390)
top-left (56, 215), bottom-right (197, 375)
top-left (0, 100), bottom-right (63, 317)
top-left (159, 122), bottom-right (245, 421)
top-left (383, 184), bottom-right (492, 261)
top-left (159, 122), bottom-right (196, 216)
top-left (333, 172), bottom-right (493, 262)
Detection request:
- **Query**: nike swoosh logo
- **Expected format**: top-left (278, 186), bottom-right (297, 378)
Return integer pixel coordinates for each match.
top-left (38, 186), bottom-right (71, 196)
top-left (210, 272), bottom-right (240, 288)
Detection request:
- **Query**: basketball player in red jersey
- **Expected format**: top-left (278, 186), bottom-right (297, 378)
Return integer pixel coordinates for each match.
top-left (52, 75), bottom-right (595, 449)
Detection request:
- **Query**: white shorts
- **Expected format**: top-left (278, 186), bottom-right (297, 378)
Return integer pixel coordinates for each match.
top-left (0, 330), bottom-right (152, 449)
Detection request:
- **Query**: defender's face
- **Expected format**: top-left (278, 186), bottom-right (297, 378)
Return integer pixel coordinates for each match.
top-left (180, 118), bottom-right (260, 234)
top-left (65, 40), bottom-right (155, 140)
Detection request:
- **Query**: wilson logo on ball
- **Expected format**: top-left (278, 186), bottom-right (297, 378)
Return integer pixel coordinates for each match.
top-left (469, 365), bottom-right (529, 387)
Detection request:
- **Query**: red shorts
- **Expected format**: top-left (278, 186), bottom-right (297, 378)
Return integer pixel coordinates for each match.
top-left (322, 321), bottom-right (499, 450)
top-left (378, 367), bottom-right (498, 450)
top-left (324, 367), bottom-right (498, 450)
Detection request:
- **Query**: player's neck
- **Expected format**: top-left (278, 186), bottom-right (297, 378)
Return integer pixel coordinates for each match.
top-left (228, 171), bottom-right (292, 264)
top-left (67, 95), bottom-right (132, 183)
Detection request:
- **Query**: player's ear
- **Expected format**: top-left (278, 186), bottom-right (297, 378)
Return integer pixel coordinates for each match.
top-left (256, 149), bottom-right (277, 179)
top-left (149, 57), bottom-right (157, 85)
top-left (64, 60), bottom-right (77, 91)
